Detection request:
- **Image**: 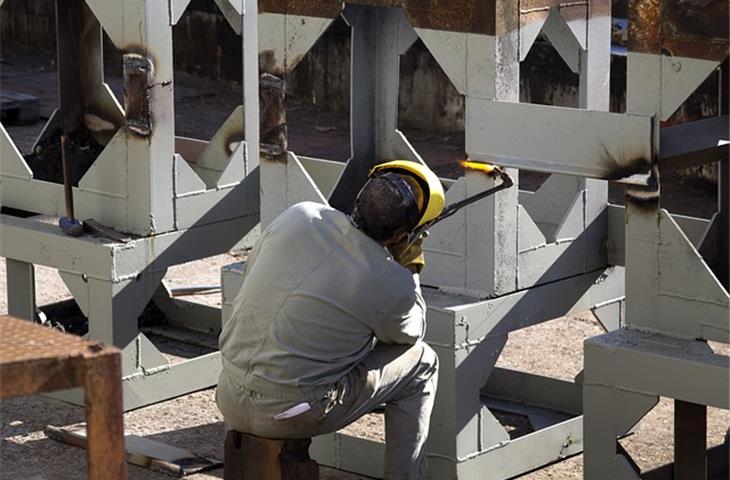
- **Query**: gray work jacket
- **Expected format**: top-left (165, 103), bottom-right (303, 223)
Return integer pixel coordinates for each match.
top-left (219, 202), bottom-right (426, 400)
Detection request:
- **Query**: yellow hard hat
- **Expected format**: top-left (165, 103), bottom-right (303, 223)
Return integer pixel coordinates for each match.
top-left (370, 160), bottom-right (445, 227)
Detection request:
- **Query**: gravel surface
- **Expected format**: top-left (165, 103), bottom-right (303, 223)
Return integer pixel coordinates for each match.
top-left (1, 256), bottom-right (728, 479)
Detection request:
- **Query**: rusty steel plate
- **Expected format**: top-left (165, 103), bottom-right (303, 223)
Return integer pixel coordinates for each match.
top-left (0, 315), bottom-right (107, 366)
top-left (629, 0), bottom-right (729, 61)
top-left (259, 0), bottom-right (499, 35)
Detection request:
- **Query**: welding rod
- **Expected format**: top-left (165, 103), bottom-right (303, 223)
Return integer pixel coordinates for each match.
top-left (407, 164), bottom-right (514, 246)
top-left (432, 166), bottom-right (514, 224)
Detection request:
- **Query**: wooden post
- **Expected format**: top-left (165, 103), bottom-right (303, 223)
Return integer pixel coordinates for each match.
top-left (224, 431), bottom-right (319, 480)
top-left (85, 350), bottom-right (127, 480)
top-left (674, 400), bottom-right (707, 480)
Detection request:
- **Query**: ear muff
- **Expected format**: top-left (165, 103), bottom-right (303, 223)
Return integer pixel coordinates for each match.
top-left (370, 160), bottom-right (445, 227)
top-left (374, 172), bottom-right (422, 232)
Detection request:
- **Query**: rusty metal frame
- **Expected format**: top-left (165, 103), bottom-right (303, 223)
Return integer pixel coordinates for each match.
top-left (0, 315), bottom-right (126, 479)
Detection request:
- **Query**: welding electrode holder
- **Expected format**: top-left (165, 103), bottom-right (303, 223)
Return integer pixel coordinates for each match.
top-left (406, 166), bottom-right (514, 247)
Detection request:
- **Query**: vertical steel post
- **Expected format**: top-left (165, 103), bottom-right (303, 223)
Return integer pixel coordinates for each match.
top-left (55, 0), bottom-right (103, 134)
top-left (720, 161), bottom-right (729, 289)
top-left (717, 60), bottom-right (728, 289)
top-left (674, 400), bottom-right (707, 480)
top-left (6, 259), bottom-right (36, 321)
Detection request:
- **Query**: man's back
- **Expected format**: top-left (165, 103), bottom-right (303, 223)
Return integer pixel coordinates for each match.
top-left (220, 202), bottom-right (423, 395)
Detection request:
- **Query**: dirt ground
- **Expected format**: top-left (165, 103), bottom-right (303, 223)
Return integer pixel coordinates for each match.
top-left (1, 257), bottom-right (729, 480)
top-left (2, 42), bottom-right (729, 479)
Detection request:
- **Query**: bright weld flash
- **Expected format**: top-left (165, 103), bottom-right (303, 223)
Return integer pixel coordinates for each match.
top-left (459, 160), bottom-right (498, 175)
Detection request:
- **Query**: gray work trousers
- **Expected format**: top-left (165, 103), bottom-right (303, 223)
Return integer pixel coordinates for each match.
top-left (216, 341), bottom-right (439, 480)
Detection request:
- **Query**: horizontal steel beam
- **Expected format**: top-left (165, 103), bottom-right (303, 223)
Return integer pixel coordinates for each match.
top-left (661, 115), bottom-right (729, 159)
top-left (0, 214), bottom-right (255, 282)
top-left (45, 352), bottom-right (222, 411)
top-left (585, 329), bottom-right (730, 409)
top-left (660, 115), bottom-right (729, 174)
top-left (466, 99), bottom-right (654, 182)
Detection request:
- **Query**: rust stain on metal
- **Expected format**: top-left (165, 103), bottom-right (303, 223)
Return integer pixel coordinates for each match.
top-left (259, 50), bottom-right (284, 77)
top-left (259, 50), bottom-right (305, 77)
top-left (398, 0), bottom-right (494, 36)
top-left (259, 0), bottom-right (343, 19)
top-left (628, 0), bottom-right (661, 54)
top-left (662, 0), bottom-right (729, 61)
top-left (630, 0), bottom-right (729, 61)
top-left (259, 72), bottom-right (287, 161)
top-left (123, 51), bottom-right (154, 137)
top-left (259, 0), bottom-right (498, 35)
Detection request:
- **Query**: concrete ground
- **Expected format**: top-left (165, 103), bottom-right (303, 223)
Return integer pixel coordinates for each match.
top-left (1, 41), bottom-right (728, 479)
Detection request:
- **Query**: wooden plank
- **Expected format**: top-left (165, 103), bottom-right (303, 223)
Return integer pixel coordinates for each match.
top-left (84, 353), bottom-right (126, 480)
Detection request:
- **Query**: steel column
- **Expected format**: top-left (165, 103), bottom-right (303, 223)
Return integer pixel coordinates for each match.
top-left (5, 259), bottom-right (36, 321)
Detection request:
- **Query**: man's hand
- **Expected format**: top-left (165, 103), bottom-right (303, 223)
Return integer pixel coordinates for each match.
top-left (390, 234), bottom-right (426, 274)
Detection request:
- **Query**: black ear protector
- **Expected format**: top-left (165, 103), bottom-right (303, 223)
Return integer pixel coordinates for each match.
top-left (374, 172), bottom-right (421, 232)
top-left (350, 172), bottom-right (422, 241)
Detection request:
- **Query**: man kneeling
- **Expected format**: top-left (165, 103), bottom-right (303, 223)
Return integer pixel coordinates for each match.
top-left (217, 160), bottom-right (445, 480)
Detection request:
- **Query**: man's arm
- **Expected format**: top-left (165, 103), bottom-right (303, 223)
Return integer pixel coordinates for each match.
top-left (372, 274), bottom-right (426, 345)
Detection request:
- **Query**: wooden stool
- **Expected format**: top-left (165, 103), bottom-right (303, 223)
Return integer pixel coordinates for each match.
top-left (224, 430), bottom-right (319, 480)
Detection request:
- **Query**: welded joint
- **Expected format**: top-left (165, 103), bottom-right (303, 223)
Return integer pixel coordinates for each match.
top-left (558, 434), bottom-right (575, 459)
top-left (123, 53), bottom-right (155, 137)
top-left (259, 72), bottom-right (287, 160)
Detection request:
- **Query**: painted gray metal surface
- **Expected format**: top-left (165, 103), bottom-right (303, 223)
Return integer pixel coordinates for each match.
top-left (584, 330), bottom-right (728, 479)
top-left (5, 259), bottom-right (36, 321)
top-left (582, 2), bottom-right (729, 477)
top-left (249, 1), bottom-right (630, 478)
top-left (466, 101), bottom-right (654, 181)
top-left (2, 0), bottom-right (722, 473)
top-left (0, 0), bottom-right (261, 409)
top-left (1, 0), bottom-right (259, 235)
top-left (251, 1), bottom-right (726, 477)
top-left (222, 261), bottom-right (623, 478)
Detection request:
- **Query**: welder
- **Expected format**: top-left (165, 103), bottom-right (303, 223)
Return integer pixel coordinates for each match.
top-left (217, 160), bottom-right (445, 480)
